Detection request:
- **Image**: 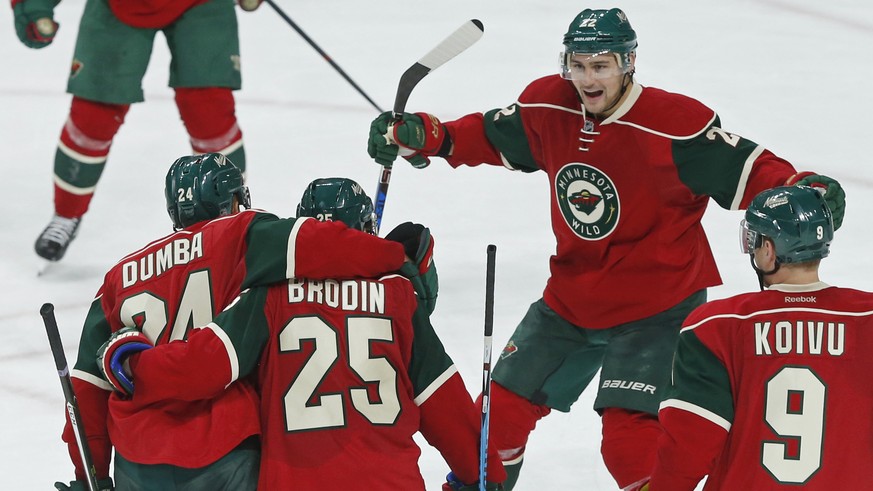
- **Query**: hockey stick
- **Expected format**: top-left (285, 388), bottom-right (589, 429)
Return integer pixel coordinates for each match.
top-left (263, 0), bottom-right (385, 113)
top-left (373, 19), bottom-right (485, 234)
top-left (479, 244), bottom-right (497, 490)
top-left (41, 303), bottom-right (100, 491)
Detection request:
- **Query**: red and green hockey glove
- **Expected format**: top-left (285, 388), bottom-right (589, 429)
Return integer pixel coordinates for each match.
top-left (368, 111), bottom-right (451, 168)
top-left (97, 327), bottom-right (153, 397)
top-left (785, 172), bottom-right (845, 230)
top-left (11, 0), bottom-right (59, 49)
top-left (443, 472), bottom-right (504, 491)
top-left (386, 221), bottom-right (439, 314)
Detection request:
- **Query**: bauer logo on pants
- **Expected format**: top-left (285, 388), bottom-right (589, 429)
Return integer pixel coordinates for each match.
top-left (555, 163), bottom-right (620, 240)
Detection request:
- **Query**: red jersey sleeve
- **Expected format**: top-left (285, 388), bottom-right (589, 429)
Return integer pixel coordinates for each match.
top-left (418, 372), bottom-right (507, 485)
top-left (292, 218), bottom-right (406, 278)
top-left (649, 406), bottom-right (728, 491)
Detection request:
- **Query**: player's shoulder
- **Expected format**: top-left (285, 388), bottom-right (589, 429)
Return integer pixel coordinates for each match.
top-left (614, 84), bottom-right (717, 139)
top-left (682, 291), bottom-right (760, 330)
top-left (518, 74), bottom-right (580, 109)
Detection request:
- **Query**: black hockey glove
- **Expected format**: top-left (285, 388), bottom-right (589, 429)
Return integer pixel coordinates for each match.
top-left (386, 222), bottom-right (439, 314)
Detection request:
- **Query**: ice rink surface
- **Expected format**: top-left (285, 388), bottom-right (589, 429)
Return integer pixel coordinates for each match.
top-left (2, 0), bottom-right (871, 488)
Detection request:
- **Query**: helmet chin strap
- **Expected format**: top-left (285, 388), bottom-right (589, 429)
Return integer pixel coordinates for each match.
top-left (596, 69), bottom-right (634, 117)
top-left (749, 254), bottom-right (780, 291)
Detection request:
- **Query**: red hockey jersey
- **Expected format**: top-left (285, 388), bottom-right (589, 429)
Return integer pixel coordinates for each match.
top-left (651, 282), bottom-right (873, 490)
top-left (63, 210), bottom-right (406, 480)
top-left (129, 276), bottom-right (506, 489)
top-left (444, 76), bottom-right (799, 328)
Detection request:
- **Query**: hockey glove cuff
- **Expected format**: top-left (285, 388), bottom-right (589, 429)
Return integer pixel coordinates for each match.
top-left (97, 327), bottom-right (153, 397)
top-left (54, 477), bottom-right (114, 491)
top-left (443, 472), bottom-right (504, 491)
top-left (785, 172), bottom-right (845, 230)
top-left (390, 112), bottom-right (451, 169)
top-left (12, 0), bottom-right (59, 49)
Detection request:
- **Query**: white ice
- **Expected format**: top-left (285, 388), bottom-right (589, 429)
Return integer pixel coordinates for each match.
top-left (2, 0), bottom-right (872, 488)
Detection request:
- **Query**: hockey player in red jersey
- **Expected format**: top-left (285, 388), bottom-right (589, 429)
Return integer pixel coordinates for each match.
top-left (366, 7), bottom-right (847, 490)
top-left (98, 178), bottom-right (506, 490)
top-left (55, 155), bottom-right (416, 491)
top-left (11, 0), bottom-right (262, 262)
top-left (633, 185), bottom-right (873, 490)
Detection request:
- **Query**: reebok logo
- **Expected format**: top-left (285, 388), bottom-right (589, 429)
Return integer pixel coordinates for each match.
top-left (785, 296), bottom-right (816, 303)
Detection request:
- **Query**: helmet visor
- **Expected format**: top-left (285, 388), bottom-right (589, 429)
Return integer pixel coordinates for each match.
top-left (560, 51), bottom-right (630, 81)
top-left (739, 219), bottom-right (765, 254)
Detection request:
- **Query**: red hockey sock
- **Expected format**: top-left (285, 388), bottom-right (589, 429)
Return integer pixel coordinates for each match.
top-left (54, 97), bottom-right (128, 217)
top-left (175, 88), bottom-right (243, 153)
top-left (600, 407), bottom-right (662, 488)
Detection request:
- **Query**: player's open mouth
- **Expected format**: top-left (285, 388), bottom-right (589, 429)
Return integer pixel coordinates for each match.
top-left (583, 90), bottom-right (604, 99)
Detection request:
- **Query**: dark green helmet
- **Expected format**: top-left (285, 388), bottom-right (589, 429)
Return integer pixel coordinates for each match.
top-left (742, 186), bottom-right (833, 264)
top-left (164, 153), bottom-right (251, 229)
top-left (297, 177), bottom-right (376, 234)
top-left (563, 8), bottom-right (637, 68)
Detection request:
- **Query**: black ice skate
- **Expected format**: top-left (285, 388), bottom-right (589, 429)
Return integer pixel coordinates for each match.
top-left (35, 214), bottom-right (81, 261)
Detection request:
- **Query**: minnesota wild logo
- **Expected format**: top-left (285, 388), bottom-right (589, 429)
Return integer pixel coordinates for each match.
top-left (70, 59), bottom-right (83, 79)
top-left (500, 340), bottom-right (519, 360)
top-left (555, 163), bottom-right (619, 240)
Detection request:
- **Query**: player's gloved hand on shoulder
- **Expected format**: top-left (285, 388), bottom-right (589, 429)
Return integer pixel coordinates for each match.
top-left (785, 172), bottom-right (845, 230)
top-left (235, 0), bottom-right (262, 11)
top-left (442, 472), bottom-right (504, 490)
top-left (12, 0), bottom-right (59, 49)
top-left (54, 477), bottom-right (114, 491)
top-left (368, 111), bottom-right (451, 169)
top-left (97, 327), bottom-right (153, 397)
top-left (386, 222), bottom-right (439, 314)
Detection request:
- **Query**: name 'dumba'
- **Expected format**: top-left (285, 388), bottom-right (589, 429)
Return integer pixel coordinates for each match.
top-left (287, 278), bottom-right (385, 314)
top-left (122, 232), bottom-right (204, 288)
top-left (755, 320), bottom-right (845, 356)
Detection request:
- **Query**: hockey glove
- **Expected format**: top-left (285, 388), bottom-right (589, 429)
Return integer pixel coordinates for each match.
top-left (54, 477), bottom-right (114, 491)
top-left (11, 0), bottom-right (59, 49)
top-left (97, 327), bottom-right (153, 397)
top-left (784, 172), bottom-right (845, 230)
top-left (236, 0), bottom-right (262, 11)
top-left (443, 472), bottom-right (504, 491)
top-left (368, 111), bottom-right (451, 168)
top-left (386, 222), bottom-right (439, 314)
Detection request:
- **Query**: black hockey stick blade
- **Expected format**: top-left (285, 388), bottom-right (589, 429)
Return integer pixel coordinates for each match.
top-left (41, 303), bottom-right (101, 491)
top-left (392, 19), bottom-right (484, 116)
